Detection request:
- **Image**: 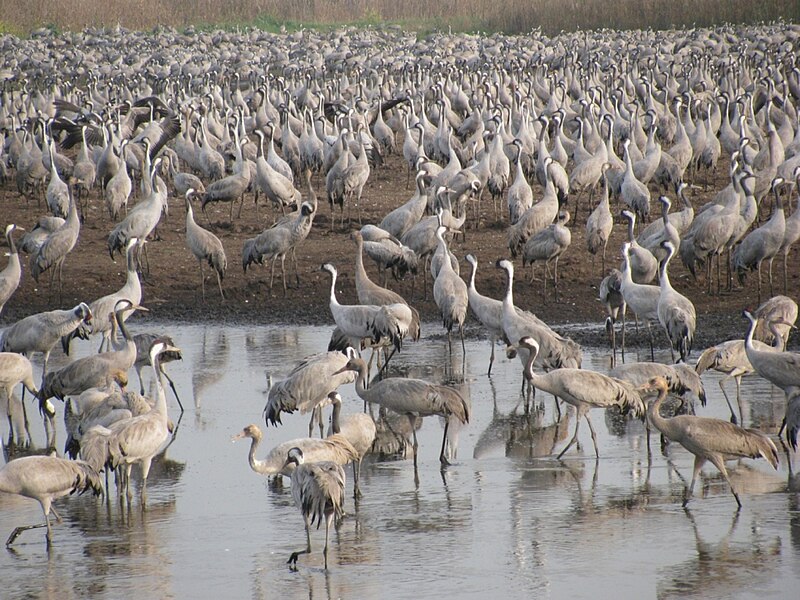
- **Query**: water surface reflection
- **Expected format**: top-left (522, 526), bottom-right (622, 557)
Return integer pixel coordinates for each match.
top-left (0, 322), bottom-right (798, 599)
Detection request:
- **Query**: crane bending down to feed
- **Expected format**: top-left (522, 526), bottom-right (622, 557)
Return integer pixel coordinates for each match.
top-left (333, 356), bottom-right (469, 470)
top-left (639, 376), bottom-right (778, 509)
top-left (0, 456), bottom-right (103, 546)
top-left (518, 337), bottom-right (644, 459)
top-left (282, 447), bottom-right (346, 569)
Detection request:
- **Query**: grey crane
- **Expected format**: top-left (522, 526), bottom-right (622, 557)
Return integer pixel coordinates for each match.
top-left (1, 302), bottom-right (92, 375)
top-left (233, 423), bottom-right (358, 481)
top-left (696, 330), bottom-right (780, 425)
top-left (495, 259), bottom-right (582, 375)
top-left (352, 230), bottom-right (420, 342)
top-left (585, 165), bottom-right (613, 274)
top-left (637, 182), bottom-right (694, 242)
top-left (465, 254), bottom-right (506, 375)
top-left (753, 295), bottom-right (797, 350)
top-left (38, 302), bottom-right (143, 404)
top-left (507, 139), bottom-right (533, 224)
top-left (106, 338), bottom-right (179, 504)
top-left (71, 125), bottom-right (96, 205)
top-left (778, 168), bottom-right (800, 293)
top-left (62, 238), bottom-right (141, 354)
top-left (743, 310), bottom-right (800, 447)
top-left (522, 210), bottom-right (572, 303)
top-left (282, 447), bottom-right (346, 569)
top-left (263, 349), bottom-right (356, 434)
top-left (104, 139), bottom-right (132, 221)
top-left (132, 332), bottom-right (183, 409)
top-left (185, 189), bottom-right (227, 301)
top-left (30, 189), bottom-right (81, 300)
top-left (378, 170), bottom-right (428, 239)
top-left (641, 196), bottom-right (681, 265)
top-left (639, 376), bottom-right (778, 509)
top-left (507, 157), bottom-right (560, 258)
top-left (518, 336), bottom-right (643, 459)
top-left (657, 241), bottom-right (697, 363)
top-left (0, 456), bottom-right (103, 546)
top-left (200, 127), bottom-right (251, 222)
top-left (242, 202), bottom-right (315, 294)
top-left (253, 129), bottom-right (300, 217)
top-left (0, 224), bottom-right (22, 317)
top-left (45, 138), bottom-right (70, 219)
top-left (18, 216), bottom-right (64, 255)
top-left (0, 352), bottom-right (39, 442)
top-left (432, 226), bottom-right (468, 355)
top-left (621, 210), bottom-right (657, 284)
top-left (620, 138), bottom-right (651, 223)
top-left (321, 263), bottom-right (412, 357)
top-left (599, 268), bottom-right (625, 366)
top-left (733, 177), bottom-right (786, 304)
top-left (609, 361), bottom-right (707, 410)
top-left (333, 356), bottom-right (469, 470)
top-left (620, 242), bottom-right (661, 359)
top-left (327, 392), bottom-right (377, 499)
top-left (107, 158), bottom-right (164, 269)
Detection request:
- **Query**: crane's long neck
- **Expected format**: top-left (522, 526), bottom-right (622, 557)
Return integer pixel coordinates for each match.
top-left (327, 270), bottom-right (339, 307)
top-left (658, 251), bottom-right (672, 290)
top-left (646, 388), bottom-right (673, 437)
top-left (247, 434), bottom-right (272, 475)
top-left (468, 260), bottom-right (477, 292)
top-left (503, 267), bottom-right (515, 310)
top-left (352, 362), bottom-right (371, 404)
top-left (152, 354), bottom-right (168, 418)
top-left (330, 400), bottom-right (342, 435)
top-left (744, 314), bottom-right (758, 351)
top-left (626, 216), bottom-right (635, 242)
top-left (354, 239), bottom-right (368, 286)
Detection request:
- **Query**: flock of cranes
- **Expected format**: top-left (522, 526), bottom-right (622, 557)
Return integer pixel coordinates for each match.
top-left (0, 20), bottom-right (799, 566)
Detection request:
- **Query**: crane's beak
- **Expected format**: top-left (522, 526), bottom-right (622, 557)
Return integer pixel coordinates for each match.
top-left (231, 430), bottom-right (246, 442)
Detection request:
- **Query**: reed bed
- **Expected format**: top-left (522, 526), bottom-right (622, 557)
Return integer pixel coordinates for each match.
top-left (1, 0), bottom-right (797, 36)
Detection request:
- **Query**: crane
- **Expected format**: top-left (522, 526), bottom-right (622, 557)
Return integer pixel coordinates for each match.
top-left (0, 456), bottom-right (103, 546)
top-left (185, 189), bottom-right (227, 301)
top-left (639, 376), bottom-right (778, 509)
top-left (518, 336), bottom-right (643, 459)
top-left (282, 447), bottom-right (346, 569)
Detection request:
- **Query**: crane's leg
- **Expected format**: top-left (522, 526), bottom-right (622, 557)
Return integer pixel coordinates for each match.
top-left (557, 415), bottom-right (581, 459)
top-left (410, 416), bottom-right (420, 473)
top-left (708, 453), bottom-right (741, 509)
top-left (307, 407), bottom-right (317, 437)
top-left (767, 257), bottom-right (775, 298)
top-left (198, 259), bottom-right (206, 301)
top-left (719, 377), bottom-right (738, 425)
top-left (683, 455), bottom-right (706, 507)
top-left (140, 457), bottom-right (153, 507)
top-left (554, 257), bottom-right (560, 303)
top-left (756, 261), bottom-right (763, 306)
top-left (161, 368), bottom-right (183, 412)
top-left (784, 252), bottom-right (789, 295)
top-left (269, 256), bottom-right (277, 290)
top-left (439, 419), bottom-right (451, 467)
top-left (287, 514), bottom-right (312, 568)
top-left (323, 512), bottom-right (334, 569)
top-left (280, 254), bottom-right (288, 296)
top-left (620, 304), bottom-right (627, 362)
top-left (488, 337), bottom-right (496, 377)
top-left (215, 268), bottom-right (225, 301)
top-left (292, 248), bottom-right (300, 287)
top-left (353, 460), bottom-right (362, 500)
top-left (584, 413), bottom-right (600, 458)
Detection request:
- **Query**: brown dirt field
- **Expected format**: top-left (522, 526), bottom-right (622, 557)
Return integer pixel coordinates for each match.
top-left (1, 147), bottom-right (798, 351)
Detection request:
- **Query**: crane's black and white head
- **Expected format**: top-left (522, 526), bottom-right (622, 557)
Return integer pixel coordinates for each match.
top-left (4, 223), bottom-right (16, 237)
top-left (621, 209), bottom-right (635, 223)
top-left (466, 254), bottom-right (477, 267)
top-left (658, 195), bottom-right (670, 208)
top-left (321, 263), bottom-right (337, 277)
top-left (76, 302), bottom-right (92, 323)
top-left (495, 258), bottom-right (513, 275)
top-left (300, 202), bottom-right (314, 217)
top-left (284, 447), bottom-right (305, 468)
top-left (148, 337), bottom-right (181, 367)
top-left (518, 336), bottom-right (540, 354)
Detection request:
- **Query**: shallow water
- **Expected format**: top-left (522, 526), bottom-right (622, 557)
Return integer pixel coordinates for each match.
top-left (1, 322), bottom-right (799, 599)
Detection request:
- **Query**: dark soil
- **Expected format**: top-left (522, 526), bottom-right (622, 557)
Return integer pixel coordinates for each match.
top-left (2, 148), bottom-right (797, 351)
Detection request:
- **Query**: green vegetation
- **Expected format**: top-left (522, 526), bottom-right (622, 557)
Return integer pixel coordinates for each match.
top-left (1, 0), bottom-right (797, 36)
